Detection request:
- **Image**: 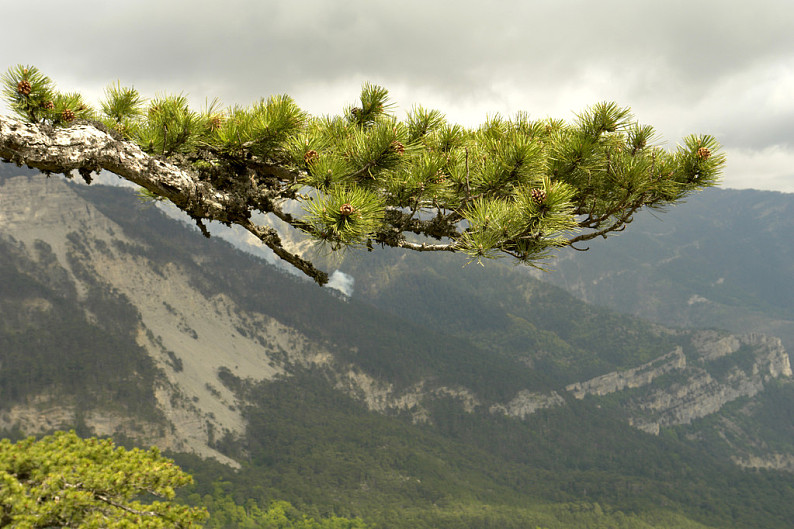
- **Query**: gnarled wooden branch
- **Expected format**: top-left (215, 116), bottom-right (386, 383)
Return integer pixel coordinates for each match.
top-left (0, 116), bottom-right (329, 284)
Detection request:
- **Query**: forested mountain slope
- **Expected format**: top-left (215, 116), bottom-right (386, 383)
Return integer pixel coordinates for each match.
top-left (1, 166), bottom-right (793, 528)
top-left (529, 187), bottom-right (794, 352)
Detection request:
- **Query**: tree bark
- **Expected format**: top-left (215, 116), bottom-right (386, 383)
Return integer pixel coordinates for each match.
top-left (0, 116), bottom-right (329, 284)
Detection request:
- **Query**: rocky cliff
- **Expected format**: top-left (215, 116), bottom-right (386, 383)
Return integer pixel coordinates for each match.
top-left (563, 330), bottom-right (792, 435)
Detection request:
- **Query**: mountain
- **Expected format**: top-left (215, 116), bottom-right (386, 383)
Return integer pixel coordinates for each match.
top-left (333, 222), bottom-right (794, 471)
top-left (2, 166), bottom-right (794, 528)
top-left (527, 187), bottom-right (794, 352)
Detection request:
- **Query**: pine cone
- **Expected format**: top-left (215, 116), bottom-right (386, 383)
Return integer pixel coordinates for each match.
top-left (531, 188), bottom-right (547, 204)
top-left (43, 101), bottom-right (55, 110)
top-left (209, 114), bottom-right (224, 131)
top-left (304, 150), bottom-right (319, 165)
top-left (61, 109), bottom-right (75, 122)
top-left (339, 203), bottom-right (356, 216)
top-left (17, 80), bottom-right (32, 96)
top-left (697, 147), bottom-right (711, 160)
top-left (391, 141), bottom-right (405, 155)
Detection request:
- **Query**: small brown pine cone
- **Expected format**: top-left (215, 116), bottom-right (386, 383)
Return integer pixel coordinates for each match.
top-left (62, 109), bottom-right (75, 122)
top-left (43, 101), bottom-right (55, 110)
top-left (531, 188), bottom-right (547, 204)
top-left (209, 114), bottom-right (224, 131)
top-left (17, 80), bottom-right (32, 96)
top-left (391, 141), bottom-right (405, 155)
top-left (339, 203), bottom-right (356, 216)
top-left (697, 147), bottom-right (711, 160)
top-left (304, 150), bottom-right (319, 165)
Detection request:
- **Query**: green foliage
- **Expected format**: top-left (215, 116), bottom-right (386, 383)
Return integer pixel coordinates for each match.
top-left (211, 95), bottom-right (307, 157)
top-left (1, 65), bottom-right (93, 125)
top-left (1, 65), bottom-right (56, 124)
top-left (0, 431), bottom-right (207, 528)
top-left (303, 186), bottom-right (385, 249)
top-left (99, 81), bottom-right (146, 136)
top-left (346, 82), bottom-right (393, 129)
top-left (459, 176), bottom-right (578, 262)
top-left (136, 94), bottom-right (204, 155)
top-left (188, 493), bottom-right (370, 529)
top-left (100, 81), bottom-right (145, 123)
top-left (1, 64), bottom-right (725, 282)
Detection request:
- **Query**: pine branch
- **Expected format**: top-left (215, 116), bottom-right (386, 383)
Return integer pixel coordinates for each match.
top-left (397, 240), bottom-right (458, 252)
top-left (0, 116), bottom-right (328, 284)
top-left (1, 69), bottom-right (725, 283)
top-left (237, 218), bottom-right (329, 284)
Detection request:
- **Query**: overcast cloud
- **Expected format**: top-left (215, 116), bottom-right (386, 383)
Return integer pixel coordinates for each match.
top-left (2, 0), bottom-right (793, 192)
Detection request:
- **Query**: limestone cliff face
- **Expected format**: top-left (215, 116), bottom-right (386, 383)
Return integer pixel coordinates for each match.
top-left (565, 330), bottom-right (791, 435)
top-left (489, 390), bottom-right (565, 419)
top-left (335, 370), bottom-right (481, 424)
top-left (490, 330), bottom-right (791, 442)
top-left (565, 347), bottom-right (687, 399)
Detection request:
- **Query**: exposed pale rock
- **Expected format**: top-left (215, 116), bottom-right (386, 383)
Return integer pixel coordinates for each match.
top-left (733, 453), bottom-right (794, 472)
top-left (335, 371), bottom-right (480, 423)
top-left (627, 333), bottom-right (791, 434)
top-left (692, 330), bottom-right (741, 362)
top-left (490, 390), bottom-right (565, 419)
top-left (566, 347), bottom-right (687, 399)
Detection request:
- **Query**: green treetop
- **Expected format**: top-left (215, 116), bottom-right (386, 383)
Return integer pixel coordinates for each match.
top-left (0, 65), bottom-right (724, 284)
top-left (0, 431), bottom-right (207, 528)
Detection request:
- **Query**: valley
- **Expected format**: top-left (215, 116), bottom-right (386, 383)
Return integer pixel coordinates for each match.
top-left (2, 166), bottom-right (794, 528)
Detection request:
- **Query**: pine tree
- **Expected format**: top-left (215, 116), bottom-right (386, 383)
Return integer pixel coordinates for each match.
top-left (0, 431), bottom-right (207, 528)
top-left (0, 65), bottom-right (724, 285)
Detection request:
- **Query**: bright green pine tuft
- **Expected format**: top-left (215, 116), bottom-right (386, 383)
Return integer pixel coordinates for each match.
top-left (1, 65), bottom-right (56, 123)
top-left (303, 186), bottom-right (386, 249)
top-left (100, 81), bottom-right (145, 136)
top-left (135, 94), bottom-right (203, 155)
top-left (0, 431), bottom-right (207, 528)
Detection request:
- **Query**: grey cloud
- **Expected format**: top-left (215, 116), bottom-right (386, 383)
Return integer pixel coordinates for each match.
top-left (2, 0), bottom-right (793, 192)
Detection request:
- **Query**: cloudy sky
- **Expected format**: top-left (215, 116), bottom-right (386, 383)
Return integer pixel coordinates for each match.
top-left (2, 0), bottom-right (793, 192)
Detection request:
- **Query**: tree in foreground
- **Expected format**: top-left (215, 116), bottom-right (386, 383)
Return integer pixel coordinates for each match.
top-left (0, 65), bottom-right (724, 285)
top-left (0, 431), bottom-right (207, 528)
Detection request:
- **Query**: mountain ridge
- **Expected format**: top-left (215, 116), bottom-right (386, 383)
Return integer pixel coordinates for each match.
top-left (527, 187), bottom-right (794, 351)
